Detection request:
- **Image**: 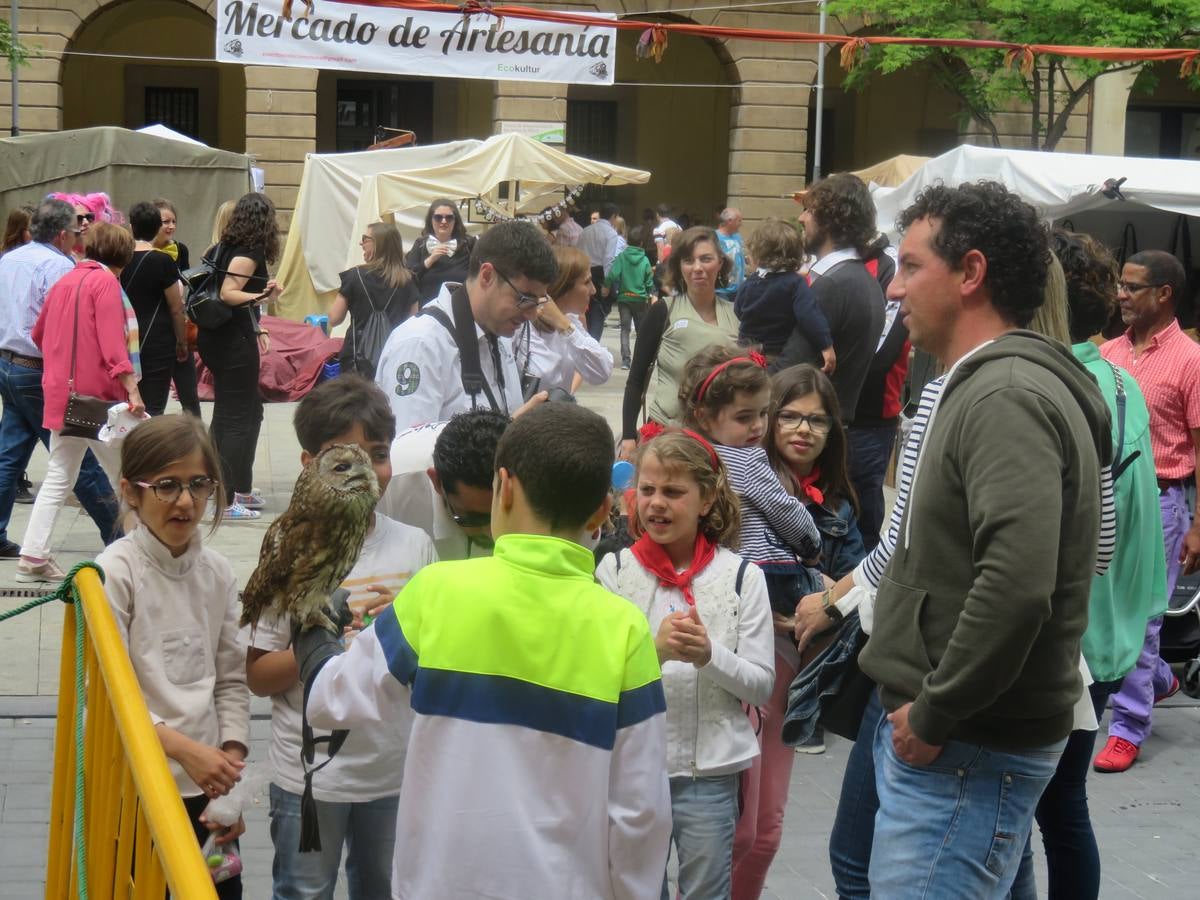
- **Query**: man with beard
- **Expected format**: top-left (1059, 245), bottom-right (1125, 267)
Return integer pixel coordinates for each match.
top-left (775, 174), bottom-right (885, 420)
top-left (775, 175), bottom-right (887, 551)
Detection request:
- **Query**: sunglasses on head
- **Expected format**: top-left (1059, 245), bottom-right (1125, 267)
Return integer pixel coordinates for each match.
top-left (77, 213), bottom-right (96, 224)
top-left (432, 213), bottom-right (456, 223)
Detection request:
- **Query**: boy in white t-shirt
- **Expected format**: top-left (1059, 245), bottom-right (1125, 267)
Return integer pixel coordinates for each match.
top-left (244, 375), bottom-right (436, 899)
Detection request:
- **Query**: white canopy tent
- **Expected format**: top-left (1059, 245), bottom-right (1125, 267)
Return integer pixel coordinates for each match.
top-left (871, 145), bottom-right (1200, 262)
top-left (275, 133), bottom-right (650, 320)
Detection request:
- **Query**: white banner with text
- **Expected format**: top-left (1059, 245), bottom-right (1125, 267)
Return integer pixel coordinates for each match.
top-left (216, 2), bottom-right (616, 85)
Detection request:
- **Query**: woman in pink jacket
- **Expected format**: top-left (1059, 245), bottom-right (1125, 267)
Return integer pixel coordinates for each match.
top-left (17, 222), bottom-right (145, 583)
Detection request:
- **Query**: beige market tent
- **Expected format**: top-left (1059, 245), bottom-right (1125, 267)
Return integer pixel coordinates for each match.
top-left (0, 126), bottom-right (254, 254)
top-left (275, 133), bottom-right (651, 320)
top-left (790, 154), bottom-right (931, 202)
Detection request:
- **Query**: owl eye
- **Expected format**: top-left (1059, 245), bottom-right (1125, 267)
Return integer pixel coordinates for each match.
top-left (333, 462), bottom-right (352, 473)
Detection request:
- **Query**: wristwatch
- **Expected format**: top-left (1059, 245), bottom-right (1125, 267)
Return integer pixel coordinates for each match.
top-left (821, 589), bottom-right (844, 625)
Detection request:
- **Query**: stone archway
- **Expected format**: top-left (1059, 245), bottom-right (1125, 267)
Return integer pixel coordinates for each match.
top-left (61, 0), bottom-right (246, 151)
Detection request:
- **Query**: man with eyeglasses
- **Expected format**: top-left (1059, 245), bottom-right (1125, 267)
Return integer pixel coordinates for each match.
top-left (380, 411), bottom-right (510, 561)
top-left (376, 220), bottom-right (557, 431)
top-left (1093, 249), bottom-right (1200, 774)
top-left (0, 198), bottom-right (121, 559)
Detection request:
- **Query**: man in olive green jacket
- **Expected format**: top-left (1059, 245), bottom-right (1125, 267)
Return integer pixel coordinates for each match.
top-left (859, 182), bottom-right (1112, 899)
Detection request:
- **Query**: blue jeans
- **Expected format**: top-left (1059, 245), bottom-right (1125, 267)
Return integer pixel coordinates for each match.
top-left (268, 783), bottom-right (398, 900)
top-left (829, 690), bottom-right (883, 900)
top-left (847, 424), bottom-right (897, 552)
top-left (1009, 679), bottom-right (1125, 900)
top-left (870, 717), bottom-right (1065, 899)
top-left (0, 356), bottom-right (118, 545)
top-left (662, 774), bottom-right (738, 900)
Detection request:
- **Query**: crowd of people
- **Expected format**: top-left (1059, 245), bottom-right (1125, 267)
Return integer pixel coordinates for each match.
top-left (2, 173), bottom-right (1199, 900)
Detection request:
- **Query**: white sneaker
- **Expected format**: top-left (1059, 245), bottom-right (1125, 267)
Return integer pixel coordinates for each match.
top-left (224, 502), bottom-right (261, 521)
top-left (16, 558), bottom-right (66, 583)
top-left (234, 490), bottom-right (265, 510)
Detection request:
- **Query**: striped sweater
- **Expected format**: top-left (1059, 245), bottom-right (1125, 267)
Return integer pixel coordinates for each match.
top-left (714, 444), bottom-right (821, 566)
top-left (855, 375), bottom-right (1116, 600)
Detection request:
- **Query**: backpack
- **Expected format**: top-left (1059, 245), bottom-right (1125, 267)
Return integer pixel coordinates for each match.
top-left (347, 268), bottom-right (400, 379)
top-left (182, 243), bottom-right (233, 330)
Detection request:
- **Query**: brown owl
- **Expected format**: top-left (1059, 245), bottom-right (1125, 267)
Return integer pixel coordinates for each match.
top-left (240, 444), bottom-right (380, 633)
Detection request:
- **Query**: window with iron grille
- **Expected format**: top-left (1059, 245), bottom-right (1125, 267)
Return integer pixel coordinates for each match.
top-left (144, 87), bottom-right (201, 141)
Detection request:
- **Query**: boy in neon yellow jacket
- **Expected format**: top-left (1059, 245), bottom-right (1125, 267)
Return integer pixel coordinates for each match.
top-left (298, 403), bottom-right (671, 900)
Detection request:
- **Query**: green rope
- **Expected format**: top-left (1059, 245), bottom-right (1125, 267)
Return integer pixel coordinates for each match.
top-left (1, 560), bottom-right (104, 897)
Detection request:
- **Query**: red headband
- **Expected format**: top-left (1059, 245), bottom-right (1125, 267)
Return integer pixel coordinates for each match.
top-left (694, 351), bottom-right (768, 404)
top-left (636, 421), bottom-right (721, 472)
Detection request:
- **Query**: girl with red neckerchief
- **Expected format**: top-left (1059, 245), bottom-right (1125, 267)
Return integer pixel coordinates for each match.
top-left (596, 430), bottom-right (774, 900)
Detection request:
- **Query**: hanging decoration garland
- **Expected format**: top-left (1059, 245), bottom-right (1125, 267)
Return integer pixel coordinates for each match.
top-left (328, 0), bottom-right (1200, 77)
top-left (474, 183), bottom-right (586, 225)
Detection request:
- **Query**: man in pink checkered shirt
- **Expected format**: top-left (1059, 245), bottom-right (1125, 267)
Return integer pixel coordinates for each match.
top-left (1095, 249), bottom-right (1200, 773)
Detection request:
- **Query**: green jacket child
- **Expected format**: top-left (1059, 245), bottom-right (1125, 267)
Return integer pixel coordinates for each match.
top-left (606, 244), bottom-right (655, 302)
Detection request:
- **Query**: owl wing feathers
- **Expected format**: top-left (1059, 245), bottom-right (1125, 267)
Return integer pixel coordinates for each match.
top-left (239, 444), bottom-right (380, 632)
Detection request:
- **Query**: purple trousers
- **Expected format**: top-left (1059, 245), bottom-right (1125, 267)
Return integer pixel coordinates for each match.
top-left (1108, 484), bottom-right (1191, 745)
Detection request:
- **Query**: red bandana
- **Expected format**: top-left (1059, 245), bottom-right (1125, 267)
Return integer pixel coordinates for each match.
top-left (794, 465), bottom-right (824, 505)
top-left (630, 533), bottom-right (717, 607)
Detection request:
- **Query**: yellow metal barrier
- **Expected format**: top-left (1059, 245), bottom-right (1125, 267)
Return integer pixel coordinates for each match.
top-left (46, 567), bottom-right (219, 899)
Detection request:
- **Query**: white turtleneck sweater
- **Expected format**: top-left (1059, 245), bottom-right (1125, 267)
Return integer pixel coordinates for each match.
top-left (97, 524), bottom-right (249, 797)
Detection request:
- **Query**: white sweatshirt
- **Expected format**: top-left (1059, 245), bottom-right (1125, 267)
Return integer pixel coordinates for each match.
top-left (597, 546), bottom-right (775, 777)
top-left (98, 525), bottom-right (249, 797)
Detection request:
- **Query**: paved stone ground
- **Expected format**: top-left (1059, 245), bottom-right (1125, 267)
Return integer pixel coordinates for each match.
top-left (3, 321), bottom-right (1200, 897)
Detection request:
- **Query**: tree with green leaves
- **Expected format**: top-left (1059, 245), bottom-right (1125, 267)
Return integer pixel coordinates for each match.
top-left (828, 0), bottom-right (1200, 150)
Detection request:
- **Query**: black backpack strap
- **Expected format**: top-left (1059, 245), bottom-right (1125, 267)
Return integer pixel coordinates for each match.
top-left (297, 588), bottom-right (351, 852)
top-left (419, 288), bottom-right (502, 413)
top-left (735, 558), bottom-right (749, 596)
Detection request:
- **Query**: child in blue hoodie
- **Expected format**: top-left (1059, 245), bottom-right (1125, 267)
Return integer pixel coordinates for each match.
top-left (735, 219), bottom-right (835, 372)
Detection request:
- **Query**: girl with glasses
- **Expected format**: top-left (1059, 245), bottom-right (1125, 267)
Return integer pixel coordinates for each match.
top-left (96, 414), bottom-right (249, 899)
top-left (405, 199), bottom-right (475, 306)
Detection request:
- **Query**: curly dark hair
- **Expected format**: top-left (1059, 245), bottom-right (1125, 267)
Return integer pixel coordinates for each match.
top-left (1052, 229), bottom-right (1118, 343)
top-left (421, 198), bottom-right (469, 242)
top-left (219, 192), bottom-right (280, 264)
top-left (804, 173), bottom-right (877, 256)
top-left (897, 181), bottom-right (1049, 328)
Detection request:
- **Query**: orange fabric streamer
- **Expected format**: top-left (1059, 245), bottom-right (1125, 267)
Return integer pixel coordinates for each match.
top-left (327, 0), bottom-right (1200, 73)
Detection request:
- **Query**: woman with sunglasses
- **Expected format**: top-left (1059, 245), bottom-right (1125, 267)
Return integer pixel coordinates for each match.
top-left (404, 199), bottom-right (475, 306)
top-left (49, 192), bottom-right (118, 261)
top-left (330, 222), bottom-right (419, 379)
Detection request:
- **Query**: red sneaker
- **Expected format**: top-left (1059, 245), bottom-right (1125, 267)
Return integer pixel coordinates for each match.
top-left (1155, 675), bottom-right (1181, 704)
top-left (1093, 736), bottom-right (1139, 773)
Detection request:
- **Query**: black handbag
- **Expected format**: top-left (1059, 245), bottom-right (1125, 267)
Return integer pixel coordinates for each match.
top-left (183, 243), bottom-right (233, 330)
top-left (60, 271), bottom-right (112, 440)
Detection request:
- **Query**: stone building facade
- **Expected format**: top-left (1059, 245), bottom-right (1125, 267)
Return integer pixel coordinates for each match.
top-left (0, 0), bottom-right (1183, 234)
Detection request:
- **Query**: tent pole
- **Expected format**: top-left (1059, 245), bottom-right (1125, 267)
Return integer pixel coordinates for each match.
top-left (9, 0), bottom-right (18, 136)
top-left (812, 0), bottom-right (826, 183)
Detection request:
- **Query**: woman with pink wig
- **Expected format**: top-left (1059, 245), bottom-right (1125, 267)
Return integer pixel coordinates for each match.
top-left (49, 192), bottom-right (121, 260)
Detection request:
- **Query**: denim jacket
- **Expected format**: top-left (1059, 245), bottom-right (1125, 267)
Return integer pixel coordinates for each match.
top-left (810, 497), bottom-right (866, 580)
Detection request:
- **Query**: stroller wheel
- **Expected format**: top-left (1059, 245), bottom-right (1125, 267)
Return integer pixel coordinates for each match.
top-left (1183, 658), bottom-right (1200, 699)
